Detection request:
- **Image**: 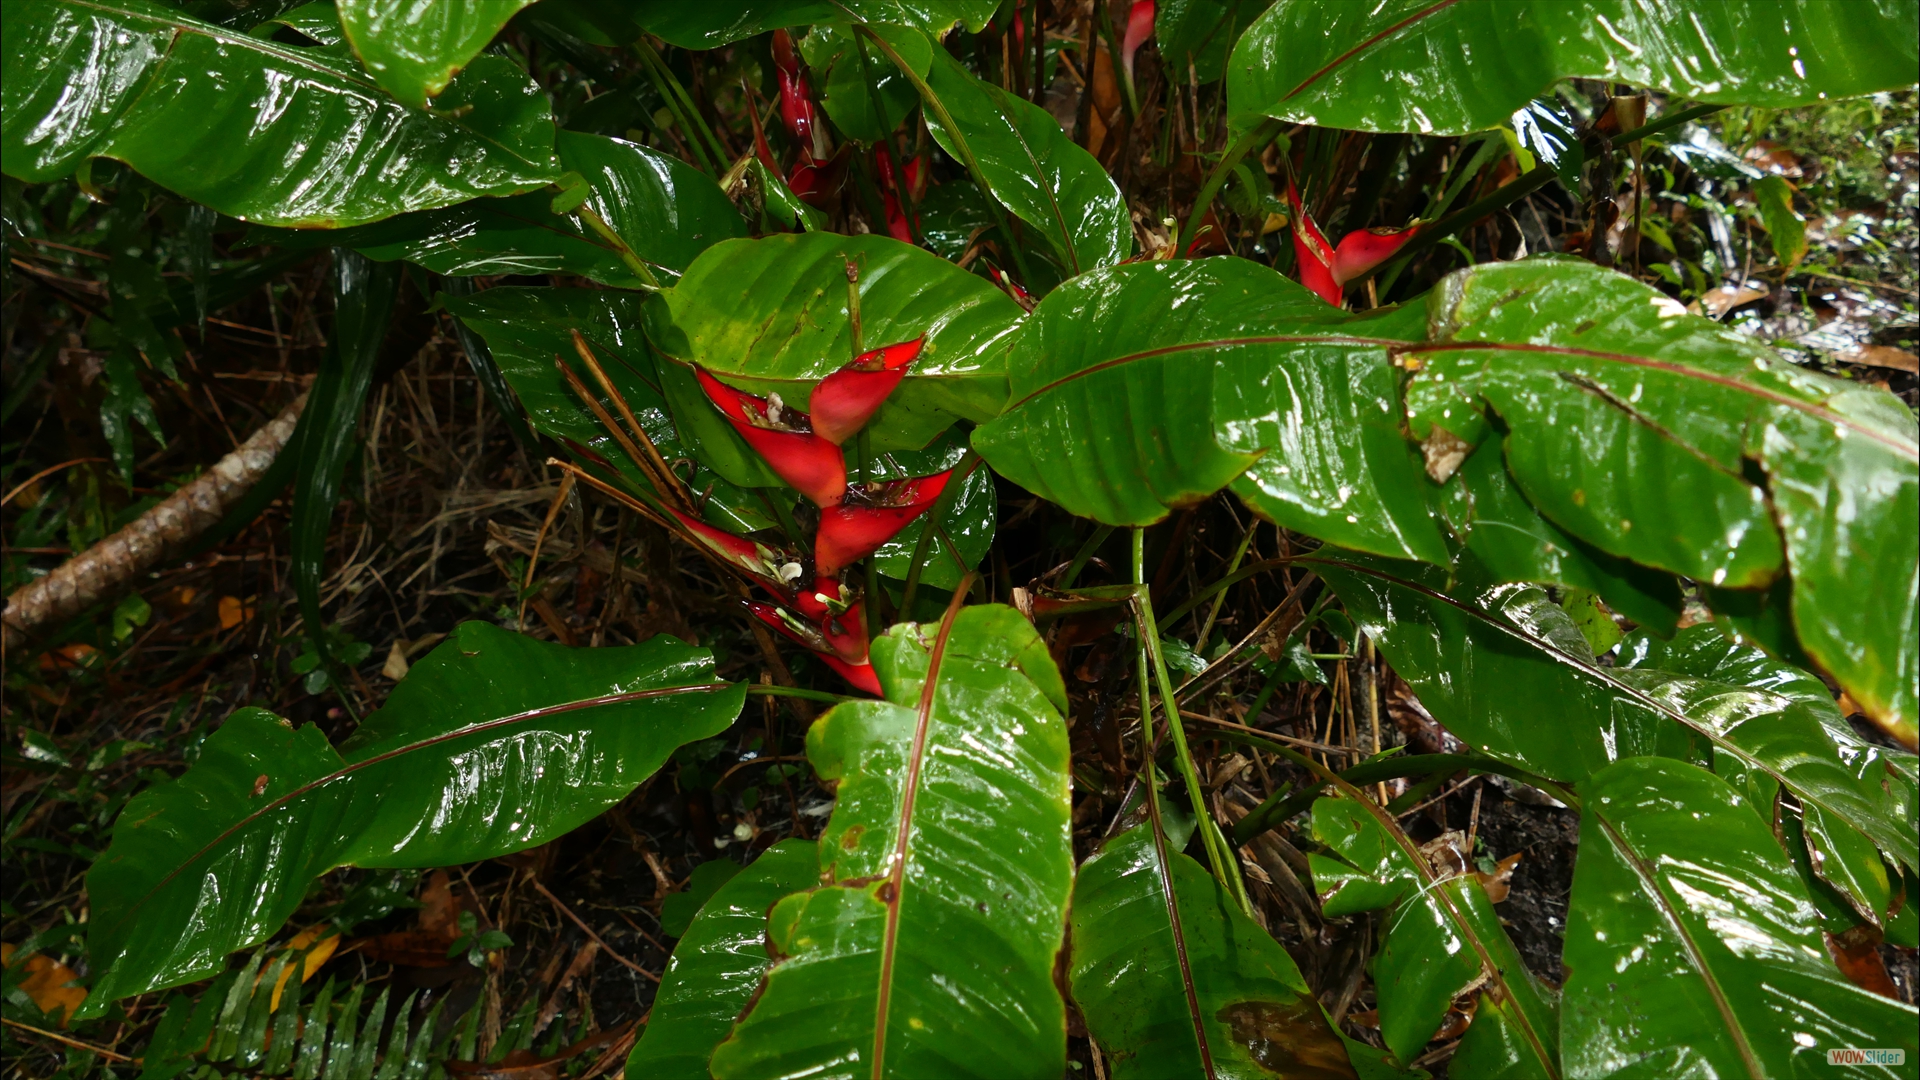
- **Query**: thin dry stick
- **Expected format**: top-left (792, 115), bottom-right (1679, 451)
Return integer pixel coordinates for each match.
top-left (1, 1017), bottom-right (133, 1063)
top-left (552, 355), bottom-right (666, 499)
top-left (569, 331), bottom-right (691, 510)
top-left (2, 393), bottom-right (307, 655)
top-left (1363, 636), bottom-right (1387, 804)
top-left (520, 473), bottom-right (576, 632)
top-left (528, 878), bottom-right (658, 982)
top-left (1, 457), bottom-right (107, 509)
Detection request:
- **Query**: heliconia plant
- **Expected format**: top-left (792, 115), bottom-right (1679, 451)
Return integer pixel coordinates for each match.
top-left (7, 1), bottom-right (1915, 1076)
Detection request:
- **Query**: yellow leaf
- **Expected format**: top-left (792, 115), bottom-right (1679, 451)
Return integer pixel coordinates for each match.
top-left (268, 926), bottom-right (341, 1011)
top-left (1, 942), bottom-right (88, 1026)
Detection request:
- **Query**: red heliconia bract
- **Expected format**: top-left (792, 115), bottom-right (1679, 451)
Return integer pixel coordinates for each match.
top-left (1287, 181), bottom-right (1341, 306)
top-left (770, 31), bottom-right (817, 150)
top-left (1331, 224), bottom-right (1421, 286)
top-left (1121, 0), bottom-right (1155, 81)
top-left (814, 470), bottom-right (953, 576)
top-left (792, 577), bottom-right (869, 664)
top-left (667, 506), bottom-right (781, 583)
top-left (809, 337), bottom-right (922, 446)
top-left (695, 368), bottom-right (847, 507)
top-left (873, 150), bottom-right (918, 243)
top-left (748, 601), bottom-right (882, 695)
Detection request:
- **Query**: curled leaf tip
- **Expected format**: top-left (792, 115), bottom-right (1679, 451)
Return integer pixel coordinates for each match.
top-left (814, 470), bottom-right (953, 576)
top-left (695, 368), bottom-right (846, 507)
top-left (810, 338), bottom-right (923, 445)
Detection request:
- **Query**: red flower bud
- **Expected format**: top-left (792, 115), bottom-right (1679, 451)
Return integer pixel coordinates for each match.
top-left (990, 267), bottom-right (1035, 311)
top-left (1332, 224), bottom-right (1420, 286)
top-left (1287, 181), bottom-right (1341, 306)
top-left (695, 368), bottom-right (846, 507)
top-left (1121, 1), bottom-right (1155, 81)
top-left (809, 337), bottom-right (922, 446)
top-left (814, 470), bottom-right (952, 577)
top-left (748, 600), bottom-right (881, 695)
top-left (777, 68), bottom-right (818, 149)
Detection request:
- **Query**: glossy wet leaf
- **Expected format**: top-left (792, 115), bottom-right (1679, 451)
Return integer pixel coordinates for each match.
top-left (1563, 756), bottom-right (1919, 1078)
top-left (1405, 258), bottom-right (1917, 744)
top-left (710, 606), bottom-right (1072, 1079)
top-left (1309, 796), bottom-right (1558, 1076)
top-left (263, 131), bottom-right (742, 286)
top-left (627, 841), bottom-right (819, 1079)
top-left (1228, 1), bottom-right (1920, 136)
top-left (974, 259), bottom-right (1448, 565)
top-left (444, 287), bottom-right (785, 530)
top-left (1071, 823), bottom-right (1360, 1079)
top-left (908, 39), bottom-right (1131, 275)
top-left (1438, 443), bottom-right (1682, 633)
top-left (866, 436), bottom-right (996, 589)
top-left (1753, 175), bottom-right (1808, 271)
top-left (636, 2), bottom-right (998, 49)
top-left (1, 0), bottom-right (561, 226)
top-left (81, 623), bottom-right (743, 1013)
top-left (821, 27), bottom-right (927, 143)
top-left (1311, 552), bottom-right (1918, 872)
top-left (338, 0), bottom-right (536, 108)
top-left (646, 233), bottom-right (1025, 452)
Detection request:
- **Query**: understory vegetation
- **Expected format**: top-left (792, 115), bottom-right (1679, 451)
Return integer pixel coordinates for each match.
top-left (2, 2), bottom-right (1918, 1078)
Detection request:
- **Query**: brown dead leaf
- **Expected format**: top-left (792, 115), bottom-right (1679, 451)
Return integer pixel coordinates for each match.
top-left (217, 595), bottom-right (254, 630)
top-left (1, 943), bottom-right (88, 1025)
top-left (1743, 139), bottom-right (1804, 178)
top-left (349, 870), bottom-right (464, 967)
top-left (1472, 852), bottom-right (1524, 904)
top-left (1825, 926), bottom-right (1900, 999)
top-left (382, 640), bottom-right (411, 681)
top-left (1688, 284), bottom-right (1769, 319)
top-left (1835, 344), bottom-right (1920, 374)
top-left (1420, 830), bottom-right (1470, 879)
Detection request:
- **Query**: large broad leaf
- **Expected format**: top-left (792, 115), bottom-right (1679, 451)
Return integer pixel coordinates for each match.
top-left (1, 0), bottom-right (560, 226)
top-left (626, 840), bottom-right (820, 1079)
top-left (1438, 441), bottom-right (1682, 633)
top-left (255, 131), bottom-right (744, 287)
top-left (338, 0), bottom-right (536, 109)
top-left (444, 287), bottom-right (786, 531)
top-left (1406, 258), bottom-right (1918, 745)
top-left (1563, 757), bottom-right (1918, 1078)
top-left (635, 2), bottom-right (998, 49)
top-left (708, 606), bottom-right (1073, 1078)
top-left (1312, 552), bottom-right (1918, 873)
top-left (1308, 796), bottom-right (1558, 1077)
top-left (973, 258), bottom-right (1448, 565)
top-left (903, 36), bottom-right (1131, 275)
top-left (1071, 822), bottom-right (1361, 1079)
top-left (645, 233), bottom-right (1025, 452)
top-left (865, 431), bottom-right (997, 590)
top-left (1228, 0), bottom-right (1920, 135)
top-left (81, 622), bottom-right (743, 1014)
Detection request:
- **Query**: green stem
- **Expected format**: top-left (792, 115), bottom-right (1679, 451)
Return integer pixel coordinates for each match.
top-left (634, 39), bottom-right (729, 173)
top-left (1176, 118), bottom-right (1282, 259)
top-left (899, 450), bottom-right (980, 615)
top-left (1191, 524), bottom-right (1255, 651)
top-left (572, 204), bottom-right (663, 289)
top-left (1134, 528), bottom-right (1251, 916)
top-left (1059, 524), bottom-right (1114, 589)
top-left (1158, 556), bottom-right (1294, 627)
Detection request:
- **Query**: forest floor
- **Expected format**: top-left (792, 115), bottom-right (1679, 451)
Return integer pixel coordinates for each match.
top-left (4, 94), bottom-right (1918, 1079)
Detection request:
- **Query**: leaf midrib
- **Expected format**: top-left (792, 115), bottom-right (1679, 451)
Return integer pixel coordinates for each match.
top-left (1277, 0), bottom-right (1464, 103)
top-left (1310, 555), bottom-right (1914, 866)
top-left (98, 683), bottom-right (730, 946)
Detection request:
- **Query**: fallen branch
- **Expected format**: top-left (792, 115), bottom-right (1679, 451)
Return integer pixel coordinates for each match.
top-left (1, 393), bottom-right (307, 656)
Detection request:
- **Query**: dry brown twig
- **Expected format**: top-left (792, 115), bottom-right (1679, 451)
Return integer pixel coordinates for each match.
top-left (2, 393), bottom-right (308, 656)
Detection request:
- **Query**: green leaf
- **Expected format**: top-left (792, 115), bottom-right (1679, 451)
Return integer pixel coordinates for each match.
top-left (1312, 552), bottom-right (1919, 873)
top-left (915, 180), bottom-right (997, 262)
top-left (821, 27), bottom-right (926, 142)
top-left (1155, 0), bottom-right (1274, 85)
top-left (444, 286), bottom-right (786, 529)
top-left (659, 858), bottom-right (744, 938)
top-left (256, 2), bottom-right (349, 46)
top-left (635, 2), bottom-right (998, 49)
top-left (338, 0), bottom-right (536, 109)
top-left (1437, 442), bottom-right (1682, 634)
top-left (1564, 756), bottom-right (1918, 1078)
top-left (867, 433), bottom-right (996, 589)
top-left (81, 622), bottom-right (743, 1013)
top-left (1228, 1), bottom-right (1920, 136)
top-left (709, 606), bottom-right (1072, 1078)
top-left (646, 233), bottom-right (1025, 452)
top-left (627, 841), bottom-right (819, 1078)
top-left (557, 130), bottom-right (748, 276)
top-left (1406, 258), bottom-right (1917, 744)
top-left (1308, 795), bottom-right (1558, 1076)
top-left (1070, 822), bottom-right (1360, 1079)
top-left (974, 258), bottom-right (1448, 566)
top-left (1558, 588), bottom-right (1622, 656)
top-left (1752, 175), bottom-right (1808, 271)
top-left (1, 0), bottom-right (561, 226)
top-left (903, 37), bottom-right (1131, 275)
